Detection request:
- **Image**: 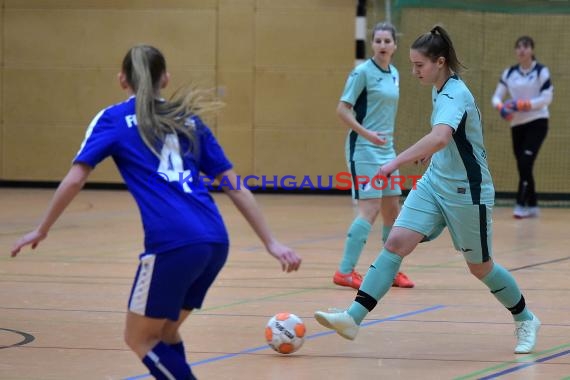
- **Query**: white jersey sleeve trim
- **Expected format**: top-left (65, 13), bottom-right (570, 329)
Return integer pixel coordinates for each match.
top-left (74, 108), bottom-right (106, 162)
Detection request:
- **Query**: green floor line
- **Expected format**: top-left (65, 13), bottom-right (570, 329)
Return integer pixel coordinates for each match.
top-left (196, 288), bottom-right (315, 312)
top-left (453, 343), bottom-right (570, 380)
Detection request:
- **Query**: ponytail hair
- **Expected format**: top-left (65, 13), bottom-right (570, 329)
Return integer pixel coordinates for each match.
top-left (411, 25), bottom-right (466, 74)
top-left (121, 45), bottom-right (223, 158)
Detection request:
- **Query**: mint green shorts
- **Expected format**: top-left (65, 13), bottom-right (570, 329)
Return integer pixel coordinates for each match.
top-left (348, 161), bottom-right (402, 200)
top-left (394, 180), bottom-right (493, 263)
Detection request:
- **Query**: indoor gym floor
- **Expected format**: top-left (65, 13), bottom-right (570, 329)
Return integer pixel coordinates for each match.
top-left (1, 188), bottom-right (569, 379)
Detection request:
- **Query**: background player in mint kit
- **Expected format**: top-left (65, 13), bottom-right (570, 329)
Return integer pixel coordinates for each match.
top-left (492, 35), bottom-right (553, 219)
top-left (315, 25), bottom-right (540, 354)
top-left (334, 22), bottom-right (414, 290)
top-left (11, 45), bottom-right (301, 380)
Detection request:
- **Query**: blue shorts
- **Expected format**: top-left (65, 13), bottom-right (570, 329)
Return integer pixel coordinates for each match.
top-left (395, 180), bottom-right (493, 263)
top-left (348, 161), bottom-right (402, 200)
top-left (128, 242), bottom-right (229, 321)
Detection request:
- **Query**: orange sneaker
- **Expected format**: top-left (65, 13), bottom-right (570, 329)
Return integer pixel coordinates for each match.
top-left (392, 272), bottom-right (414, 288)
top-left (333, 270), bottom-right (362, 289)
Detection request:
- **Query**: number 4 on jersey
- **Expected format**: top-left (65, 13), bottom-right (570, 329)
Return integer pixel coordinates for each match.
top-left (157, 134), bottom-right (193, 193)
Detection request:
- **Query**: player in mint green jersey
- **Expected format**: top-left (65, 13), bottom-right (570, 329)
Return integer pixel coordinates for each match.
top-left (316, 25), bottom-right (540, 354)
top-left (334, 22), bottom-right (414, 290)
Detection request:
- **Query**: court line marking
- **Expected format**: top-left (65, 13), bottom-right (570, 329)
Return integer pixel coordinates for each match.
top-left (123, 304), bottom-right (446, 380)
top-left (478, 349), bottom-right (570, 380)
top-left (198, 289), bottom-right (315, 312)
top-left (509, 255), bottom-right (570, 272)
top-left (0, 328), bottom-right (35, 349)
top-left (454, 343), bottom-right (570, 380)
top-left (7, 231), bottom-right (568, 376)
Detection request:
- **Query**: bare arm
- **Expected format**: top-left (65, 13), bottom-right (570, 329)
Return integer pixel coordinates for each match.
top-left (11, 163), bottom-right (92, 257)
top-left (336, 101), bottom-right (386, 145)
top-left (217, 169), bottom-right (301, 272)
top-left (379, 124), bottom-right (453, 176)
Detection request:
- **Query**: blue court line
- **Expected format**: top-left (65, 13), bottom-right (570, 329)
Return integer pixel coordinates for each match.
top-left (124, 304), bottom-right (445, 380)
top-left (478, 349), bottom-right (570, 380)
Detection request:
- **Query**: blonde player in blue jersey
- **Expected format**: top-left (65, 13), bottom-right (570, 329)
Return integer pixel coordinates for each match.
top-left (333, 22), bottom-right (414, 290)
top-left (11, 45), bottom-right (301, 380)
top-left (315, 25), bottom-right (540, 354)
top-left (492, 36), bottom-right (553, 219)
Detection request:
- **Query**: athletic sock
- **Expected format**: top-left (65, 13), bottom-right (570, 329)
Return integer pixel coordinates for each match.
top-left (339, 217), bottom-right (372, 273)
top-left (142, 341), bottom-right (195, 380)
top-left (480, 263), bottom-right (532, 321)
top-left (347, 248), bottom-right (402, 324)
top-left (169, 341), bottom-right (186, 360)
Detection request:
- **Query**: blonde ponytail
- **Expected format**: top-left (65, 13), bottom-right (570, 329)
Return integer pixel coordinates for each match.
top-left (122, 45), bottom-right (224, 158)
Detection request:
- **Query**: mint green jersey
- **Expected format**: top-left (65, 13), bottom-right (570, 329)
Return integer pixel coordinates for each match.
top-left (425, 75), bottom-right (495, 205)
top-left (342, 59), bottom-right (399, 164)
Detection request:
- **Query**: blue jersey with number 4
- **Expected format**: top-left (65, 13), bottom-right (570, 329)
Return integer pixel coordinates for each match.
top-left (74, 96), bottom-right (232, 253)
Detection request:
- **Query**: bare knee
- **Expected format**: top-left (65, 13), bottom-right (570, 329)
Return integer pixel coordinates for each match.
top-left (161, 327), bottom-right (181, 344)
top-left (383, 227), bottom-right (423, 257)
top-left (358, 199), bottom-right (381, 224)
top-left (161, 309), bottom-right (192, 344)
top-left (124, 327), bottom-right (161, 355)
top-left (124, 313), bottom-right (164, 358)
top-left (467, 260), bottom-right (493, 280)
top-left (384, 237), bottom-right (405, 255)
top-left (124, 328), bottom-right (136, 351)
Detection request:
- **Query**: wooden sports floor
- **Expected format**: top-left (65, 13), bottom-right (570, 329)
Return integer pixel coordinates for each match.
top-left (1, 188), bottom-right (569, 379)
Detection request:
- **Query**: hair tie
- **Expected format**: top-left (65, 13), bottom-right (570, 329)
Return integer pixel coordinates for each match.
top-left (430, 27), bottom-right (438, 35)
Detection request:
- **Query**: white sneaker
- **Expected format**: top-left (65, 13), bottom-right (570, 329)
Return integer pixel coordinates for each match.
top-left (526, 207), bottom-right (540, 218)
top-left (514, 314), bottom-right (541, 354)
top-left (513, 205), bottom-right (530, 219)
top-left (314, 309), bottom-right (359, 340)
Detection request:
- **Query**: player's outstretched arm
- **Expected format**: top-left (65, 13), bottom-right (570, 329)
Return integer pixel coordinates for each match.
top-left (218, 169), bottom-right (301, 272)
top-left (11, 163), bottom-right (92, 257)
